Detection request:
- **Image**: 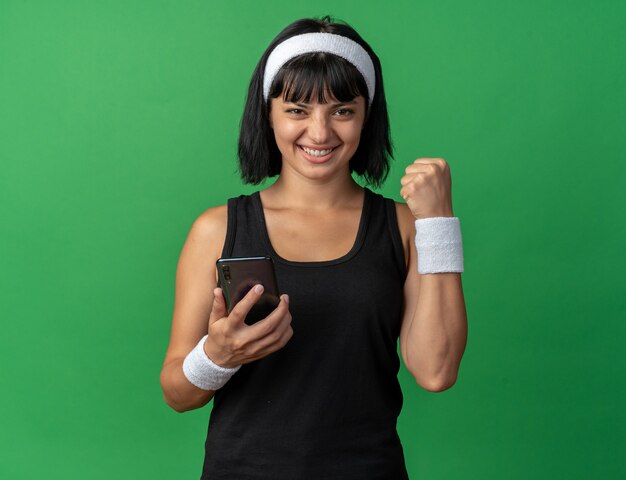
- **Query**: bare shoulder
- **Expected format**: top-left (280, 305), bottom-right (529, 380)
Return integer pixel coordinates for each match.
top-left (191, 204), bottom-right (228, 241)
top-left (394, 202), bottom-right (416, 235)
top-left (176, 204), bottom-right (229, 285)
top-left (166, 204), bottom-right (229, 358)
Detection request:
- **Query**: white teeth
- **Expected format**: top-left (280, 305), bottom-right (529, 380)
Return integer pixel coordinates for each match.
top-left (301, 146), bottom-right (334, 157)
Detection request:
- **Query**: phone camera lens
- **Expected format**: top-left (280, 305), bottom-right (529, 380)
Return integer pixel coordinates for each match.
top-left (223, 266), bottom-right (231, 281)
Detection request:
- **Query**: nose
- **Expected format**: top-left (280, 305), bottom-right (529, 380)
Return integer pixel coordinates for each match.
top-left (307, 113), bottom-right (331, 144)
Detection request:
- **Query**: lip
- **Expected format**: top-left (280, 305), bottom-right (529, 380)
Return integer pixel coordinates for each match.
top-left (297, 144), bottom-right (339, 163)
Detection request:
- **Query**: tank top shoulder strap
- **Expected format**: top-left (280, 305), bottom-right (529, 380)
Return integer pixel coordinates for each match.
top-left (362, 189), bottom-right (408, 280)
top-left (222, 189), bottom-right (407, 279)
top-left (220, 197), bottom-right (236, 258)
top-left (385, 195), bottom-right (408, 279)
top-left (221, 192), bottom-right (269, 259)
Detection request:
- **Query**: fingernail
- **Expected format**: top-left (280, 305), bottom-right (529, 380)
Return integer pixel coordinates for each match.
top-left (254, 284), bottom-right (264, 294)
top-left (282, 294), bottom-right (289, 304)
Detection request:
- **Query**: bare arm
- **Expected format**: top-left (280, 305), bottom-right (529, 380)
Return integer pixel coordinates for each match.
top-left (160, 205), bottom-right (294, 412)
top-left (396, 157), bottom-right (468, 392)
top-left (159, 206), bottom-right (228, 412)
top-left (396, 202), bottom-right (468, 392)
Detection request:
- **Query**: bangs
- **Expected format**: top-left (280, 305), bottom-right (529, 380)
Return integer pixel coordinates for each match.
top-left (268, 52), bottom-right (368, 105)
top-left (240, 17), bottom-right (392, 187)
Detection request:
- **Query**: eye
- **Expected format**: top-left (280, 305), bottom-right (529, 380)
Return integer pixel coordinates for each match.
top-left (286, 108), bottom-right (306, 115)
top-left (334, 108), bottom-right (355, 117)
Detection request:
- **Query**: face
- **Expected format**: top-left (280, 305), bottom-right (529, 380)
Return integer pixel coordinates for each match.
top-left (269, 93), bottom-right (366, 181)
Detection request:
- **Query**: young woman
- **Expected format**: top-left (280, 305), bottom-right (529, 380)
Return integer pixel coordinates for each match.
top-left (160, 16), bottom-right (468, 479)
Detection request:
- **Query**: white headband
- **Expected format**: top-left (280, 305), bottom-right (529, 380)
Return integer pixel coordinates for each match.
top-left (263, 32), bottom-right (376, 106)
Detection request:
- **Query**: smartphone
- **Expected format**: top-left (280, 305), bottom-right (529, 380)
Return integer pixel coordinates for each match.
top-left (216, 256), bottom-right (281, 325)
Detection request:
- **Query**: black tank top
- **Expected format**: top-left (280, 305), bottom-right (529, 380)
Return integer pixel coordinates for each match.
top-left (201, 187), bottom-right (409, 480)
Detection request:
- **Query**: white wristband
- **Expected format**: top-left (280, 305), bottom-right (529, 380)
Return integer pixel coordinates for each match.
top-left (182, 335), bottom-right (241, 391)
top-left (414, 217), bottom-right (464, 274)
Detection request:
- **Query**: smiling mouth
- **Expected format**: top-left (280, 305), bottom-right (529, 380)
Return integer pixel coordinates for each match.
top-left (298, 145), bottom-right (338, 157)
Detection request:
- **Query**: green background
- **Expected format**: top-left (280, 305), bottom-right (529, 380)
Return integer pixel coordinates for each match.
top-left (1, 0), bottom-right (624, 478)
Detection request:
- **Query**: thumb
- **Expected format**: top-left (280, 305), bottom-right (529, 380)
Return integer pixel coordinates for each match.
top-left (208, 287), bottom-right (228, 326)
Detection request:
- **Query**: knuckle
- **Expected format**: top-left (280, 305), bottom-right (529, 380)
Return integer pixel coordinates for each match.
top-left (230, 303), bottom-right (244, 318)
top-left (232, 301), bottom-right (253, 318)
top-left (278, 312), bottom-right (291, 326)
top-left (268, 331), bottom-right (281, 344)
top-left (259, 319), bottom-right (274, 337)
top-left (209, 323), bottom-right (227, 338)
top-left (248, 344), bottom-right (262, 357)
top-left (278, 333), bottom-right (290, 348)
top-left (230, 337), bottom-right (245, 353)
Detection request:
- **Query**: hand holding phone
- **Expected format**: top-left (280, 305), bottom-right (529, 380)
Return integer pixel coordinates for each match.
top-left (216, 256), bottom-right (281, 325)
top-left (203, 257), bottom-right (293, 368)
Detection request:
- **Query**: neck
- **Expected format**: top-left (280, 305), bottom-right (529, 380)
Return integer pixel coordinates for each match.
top-left (263, 171), bottom-right (363, 210)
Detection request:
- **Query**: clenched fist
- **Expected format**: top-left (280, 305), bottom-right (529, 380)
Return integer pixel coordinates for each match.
top-left (400, 157), bottom-right (454, 219)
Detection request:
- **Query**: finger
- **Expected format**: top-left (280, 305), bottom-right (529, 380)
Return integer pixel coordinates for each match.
top-left (400, 189), bottom-right (414, 203)
top-left (248, 323), bottom-right (294, 361)
top-left (209, 287), bottom-right (228, 325)
top-left (224, 296), bottom-right (292, 365)
top-left (412, 157), bottom-right (443, 165)
top-left (411, 160), bottom-right (448, 175)
top-left (405, 164), bottom-right (432, 176)
top-left (247, 294), bottom-right (291, 337)
top-left (250, 311), bottom-right (293, 354)
top-left (400, 173), bottom-right (424, 186)
top-left (400, 181), bottom-right (419, 199)
top-left (228, 284), bottom-right (265, 326)
top-left (243, 310), bottom-right (294, 359)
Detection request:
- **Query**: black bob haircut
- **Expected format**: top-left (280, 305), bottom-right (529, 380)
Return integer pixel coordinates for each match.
top-left (238, 16), bottom-right (393, 188)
